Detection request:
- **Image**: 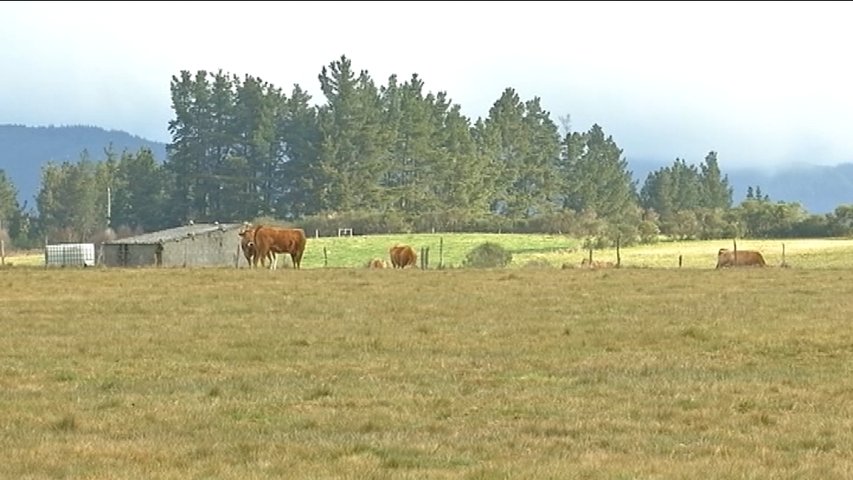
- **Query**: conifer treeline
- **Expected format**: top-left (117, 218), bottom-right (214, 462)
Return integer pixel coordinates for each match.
top-left (2, 55), bottom-right (852, 247)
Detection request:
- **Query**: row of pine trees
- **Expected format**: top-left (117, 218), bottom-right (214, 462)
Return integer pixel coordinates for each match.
top-left (2, 55), bottom-right (853, 248)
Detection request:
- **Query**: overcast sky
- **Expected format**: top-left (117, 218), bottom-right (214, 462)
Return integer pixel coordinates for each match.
top-left (2, 1), bottom-right (852, 171)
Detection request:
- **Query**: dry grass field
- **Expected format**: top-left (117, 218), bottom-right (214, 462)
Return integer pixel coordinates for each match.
top-left (3, 265), bottom-right (853, 478)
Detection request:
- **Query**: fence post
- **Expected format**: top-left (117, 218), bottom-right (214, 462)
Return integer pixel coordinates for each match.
top-left (323, 246), bottom-right (328, 268)
top-left (439, 236), bottom-right (444, 269)
top-left (678, 255), bottom-right (683, 268)
top-left (733, 238), bottom-right (738, 266)
top-left (0, 239), bottom-right (5, 266)
top-left (616, 235), bottom-right (621, 268)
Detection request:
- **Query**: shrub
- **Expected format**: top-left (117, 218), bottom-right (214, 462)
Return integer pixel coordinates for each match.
top-left (463, 242), bottom-right (513, 268)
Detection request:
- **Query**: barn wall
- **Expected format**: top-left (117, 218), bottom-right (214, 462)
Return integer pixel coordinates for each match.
top-left (102, 227), bottom-right (242, 268)
top-left (102, 244), bottom-right (159, 267)
top-left (160, 229), bottom-right (241, 267)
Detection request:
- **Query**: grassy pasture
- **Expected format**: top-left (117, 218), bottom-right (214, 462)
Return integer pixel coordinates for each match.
top-left (3, 266), bottom-right (853, 478)
top-left (7, 234), bottom-right (853, 269)
top-left (301, 234), bottom-right (853, 270)
top-left (300, 232), bottom-right (579, 269)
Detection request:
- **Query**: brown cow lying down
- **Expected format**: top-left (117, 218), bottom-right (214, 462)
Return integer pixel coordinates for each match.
top-left (716, 248), bottom-right (766, 268)
top-left (580, 258), bottom-right (615, 269)
top-left (238, 225), bottom-right (274, 268)
top-left (367, 258), bottom-right (387, 269)
top-left (249, 225), bottom-right (307, 270)
top-left (389, 244), bottom-right (417, 269)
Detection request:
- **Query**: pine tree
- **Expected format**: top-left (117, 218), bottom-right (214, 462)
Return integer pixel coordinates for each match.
top-left (558, 124), bottom-right (638, 221)
top-left (381, 73), bottom-right (437, 217)
top-left (233, 74), bottom-right (280, 218)
top-left (0, 169), bottom-right (19, 231)
top-left (36, 153), bottom-right (101, 242)
top-left (313, 55), bottom-right (392, 212)
top-left (112, 148), bottom-right (171, 232)
top-left (431, 102), bottom-right (492, 225)
top-left (699, 151), bottom-right (732, 209)
top-left (166, 70), bottom-right (210, 223)
top-left (639, 167), bottom-right (675, 217)
top-left (481, 88), bottom-right (560, 219)
top-left (276, 84), bottom-right (320, 218)
top-left (669, 158), bottom-right (702, 211)
top-left (165, 70), bottom-right (242, 223)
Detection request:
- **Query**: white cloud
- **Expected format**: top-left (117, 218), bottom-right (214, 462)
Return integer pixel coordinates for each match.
top-left (2, 0), bottom-right (852, 168)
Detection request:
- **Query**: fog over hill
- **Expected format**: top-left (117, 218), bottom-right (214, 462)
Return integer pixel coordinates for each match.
top-left (629, 157), bottom-right (853, 214)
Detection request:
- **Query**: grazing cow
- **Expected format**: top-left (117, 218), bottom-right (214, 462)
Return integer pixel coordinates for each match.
top-left (367, 258), bottom-right (387, 269)
top-left (249, 225), bottom-right (307, 270)
top-left (238, 225), bottom-right (274, 268)
top-left (716, 248), bottom-right (766, 269)
top-left (389, 244), bottom-right (417, 269)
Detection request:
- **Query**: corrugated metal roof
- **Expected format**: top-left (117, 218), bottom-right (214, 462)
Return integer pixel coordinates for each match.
top-left (105, 223), bottom-right (243, 244)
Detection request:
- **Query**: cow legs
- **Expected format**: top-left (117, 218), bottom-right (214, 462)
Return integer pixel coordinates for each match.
top-left (292, 252), bottom-right (303, 270)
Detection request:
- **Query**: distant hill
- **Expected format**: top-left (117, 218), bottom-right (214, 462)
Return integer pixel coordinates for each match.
top-left (0, 124), bottom-right (167, 208)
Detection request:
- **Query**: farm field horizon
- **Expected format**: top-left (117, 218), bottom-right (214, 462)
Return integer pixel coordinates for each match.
top-left (5, 233), bottom-right (853, 270)
top-left (3, 266), bottom-right (853, 478)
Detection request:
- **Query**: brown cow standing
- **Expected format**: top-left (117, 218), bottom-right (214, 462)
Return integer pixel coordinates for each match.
top-left (389, 244), bottom-right (417, 269)
top-left (716, 248), bottom-right (766, 269)
top-left (249, 225), bottom-right (307, 270)
top-left (238, 225), bottom-right (274, 268)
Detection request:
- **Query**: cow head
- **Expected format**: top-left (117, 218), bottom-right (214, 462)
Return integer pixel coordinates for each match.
top-left (238, 225), bottom-right (261, 249)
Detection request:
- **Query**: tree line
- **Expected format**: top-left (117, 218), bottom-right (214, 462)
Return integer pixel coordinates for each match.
top-left (1, 54), bottom-right (852, 249)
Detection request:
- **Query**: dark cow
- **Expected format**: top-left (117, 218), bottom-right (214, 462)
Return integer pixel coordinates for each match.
top-left (716, 248), bottom-right (766, 269)
top-left (249, 225), bottom-right (307, 270)
top-left (238, 225), bottom-right (274, 268)
top-left (389, 244), bottom-right (417, 269)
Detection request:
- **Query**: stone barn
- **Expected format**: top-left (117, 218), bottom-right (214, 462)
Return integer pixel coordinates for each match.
top-left (101, 223), bottom-right (243, 267)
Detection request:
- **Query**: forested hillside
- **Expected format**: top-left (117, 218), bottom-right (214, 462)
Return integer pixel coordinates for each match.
top-left (0, 124), bottom-right (167, 205)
